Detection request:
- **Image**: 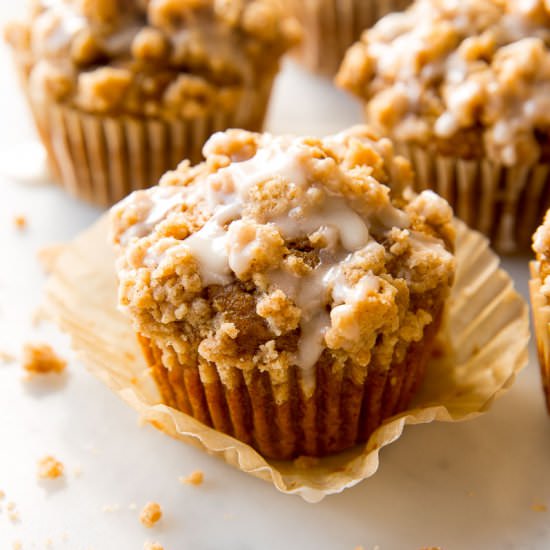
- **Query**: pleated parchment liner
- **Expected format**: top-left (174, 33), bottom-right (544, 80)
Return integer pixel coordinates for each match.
top-left (44, 216), bottom-right (528, 503)
top-left (21, 75), bottom-right (274, 207)
top-left (398, 143), bottom-right (550, 254)
top-left (529, 262), bottom-right (550, 413)
top-left (284, 0), bottom-right (411, 76)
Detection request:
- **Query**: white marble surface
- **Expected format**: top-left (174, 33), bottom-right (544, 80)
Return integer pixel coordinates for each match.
top-left (1, 4), bottom-right (550, 550)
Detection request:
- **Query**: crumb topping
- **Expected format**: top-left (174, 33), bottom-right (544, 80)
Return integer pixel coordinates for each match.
top-left (140, 502), bottom-right (162, 528)
top-left (22, 343), bottom-right (67, 375)
top-left (112, 127), bottom-right (455, 390)
top-left (37, 455), bottom-right (64, 479)
top-left (337, 0), bottom-right (550, 166)
top-left (179, 470), bottom-right (204, 485)
top-left (13, 215), bottom-right (27, 230)
top-left (144, 543), bottom-right (164, 550)
top-left (5, 0), bottom-right (300, 117)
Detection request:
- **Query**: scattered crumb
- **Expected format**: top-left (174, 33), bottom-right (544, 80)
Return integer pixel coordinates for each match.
top-left (532, 503), bottom-right (547, 513)
top-left (13, 214), bottom-right (27, 230)
top-left (140, 502), bottom-right (162, 528)
top-left (12, 541), bottom-right (22, 550)
top-left (8, 510), bottom-right (20, 523)
top-left (179, 470), bottom-right (204, 486)
top-left (22, 343), bottom-right (67, 376)
top-left (0, 489), bottom-right (5, 500)
top-left (129, 502), bottom-right (137, 511)
top-left (144, 543), bottom-right (164, 550)
top-left (293, 456), bottom-right (319, 469)
top-left (102, 504), bottom-right (120, 513)
top-left (354, 546), bottom-right (364, 550)
top-left (37, 455), bottom-right (64, 480)
top-left (7, 501), bottom-right (16, 511)
top-left (0, 351), bottom-right (15, 364)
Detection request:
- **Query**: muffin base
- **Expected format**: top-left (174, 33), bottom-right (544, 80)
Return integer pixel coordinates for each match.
top-left (138, 313), bottom-right (442, 460)
top-left (529, 262), bottom-right (550, 413)
top-left (398, 143), bottom-right (550, 253)
top-left (285, 0), bottom-right (411, 76)
top-left (21, 76), bottom-right (275, 207)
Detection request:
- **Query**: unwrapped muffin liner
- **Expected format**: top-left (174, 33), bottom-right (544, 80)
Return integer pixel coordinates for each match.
top-left (529, 262), bottom-right (550, 412)
top-left (44, 216), bottom-right (528, 502)
top-left (398, 143), bottom-right (550, 253)
top-left (284, 0), bottom-right (411, 76)
top-left (20, 76), bottom-right (274, 207)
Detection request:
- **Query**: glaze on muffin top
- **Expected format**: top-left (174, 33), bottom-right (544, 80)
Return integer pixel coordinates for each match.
top-left (337, 0), bottom-right (550, 166)
top-left (5, 0), bottom-right (300, 117)
top-left (111, 127), bottom-right (455, 392)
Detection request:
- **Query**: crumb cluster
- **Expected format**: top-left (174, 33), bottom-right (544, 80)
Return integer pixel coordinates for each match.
top-left (337, 0), bottom-right (550, 165)
top-left (180, 470), bottom-right (204, 486)
top-left (112, 126), bottom-right (455, 395)
top-left (140, 502), bottom-right (162, 528)
top-left (5, 0), bottom-right (300, 118)
top-left (37, 455), bottom-right (64, 479)
top-left (22, 343), bottom-right (67, 376)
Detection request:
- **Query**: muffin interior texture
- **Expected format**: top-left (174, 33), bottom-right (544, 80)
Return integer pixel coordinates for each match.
top-left (337, 0), bottom-right (550, 166)
top-left (534, 211), bottom-right (550, 295)
top-left (5, 0), bottom-right (300, 118)
top-left (111, 126), bottom-right (456, 400)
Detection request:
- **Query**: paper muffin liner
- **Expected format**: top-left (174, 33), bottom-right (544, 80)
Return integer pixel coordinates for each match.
top-left (284, 0), bottom-right (411, 76)
top-left (398, 143), bottom-right (550, 253)
top-left (139, 310), bottom-right (441, 460)
top-left (19, 75), bottom-right (274, 207)
top-left (529, 262), bottom-right (550, 413)
top-left (43, 216), bottom-right (528, 502)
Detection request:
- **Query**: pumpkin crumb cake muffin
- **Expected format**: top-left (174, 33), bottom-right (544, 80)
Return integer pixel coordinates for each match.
top-left (110, 126), bottom-right (456, 459)
top-left (5, 0), bottom-right (300, 206)
top-left (337, 0), bottom-right (550, 252)
top-left (531, 212), bottom-right (550, 412)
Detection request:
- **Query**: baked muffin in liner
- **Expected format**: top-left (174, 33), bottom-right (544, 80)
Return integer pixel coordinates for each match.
top-left (43, 207), bottom-right (528, 501)
top-left (107, 126), bottom-right (456, 460)
top-left (282, 0), bottom-right (411, 76)
top-left (337, 0), bottom-right (550, 252)
top-left (5, 0), bottom-right (299, 206)
top-left (530, 212), bottom-right (550, 413)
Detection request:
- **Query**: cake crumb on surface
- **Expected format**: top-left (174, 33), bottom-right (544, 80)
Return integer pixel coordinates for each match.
top-left (0, 489), bottom-right (5, 499)
top-left (102, 503), bottom-right (120, 513)
top-left (144, 543), bottom-right (164, 550)
top-left (7, 501), bottom-right (16, 511)
top-left (22, 343), bottom-right (67, 376)
top-left (12, 541), bottom-right (22, 550)
top-left (140, 502), bottom-right (162, 528)
top-left (37, 455), bottom-right (64, 479)
top-left (13, 214), bottom-right (27, 230)
top-left (179, 470), bottom-right (204, 486)
top-left (531, 503), bottom-right (547, 512)
top-left (0, 351), bottom-right (15, 364)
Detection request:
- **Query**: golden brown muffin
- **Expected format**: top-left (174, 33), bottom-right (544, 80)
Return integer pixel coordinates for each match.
top-left (531, 211), bottom-right (550, 413)
top-left (337, 0), bottom-right (550, 252)
top-left (110, 126), bottom-right (456, 459)
top-left (5, 0), bottom-right (300, 206)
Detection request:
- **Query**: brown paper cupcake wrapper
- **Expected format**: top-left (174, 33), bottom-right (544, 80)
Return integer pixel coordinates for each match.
top-left (43, 216), bottom-right (528, 502)
top-left (139, 311), bottom-right (441, 460)
top-left (284, 0), bottom-right (411, 76)
top-left (529, 262), bottom-right (550, 412)
top-left (398, 143), bottom-right (550, 253)
top-left (21, 77), bottom-right (274, 207)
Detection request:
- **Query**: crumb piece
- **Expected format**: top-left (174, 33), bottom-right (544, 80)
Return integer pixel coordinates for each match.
top-left (0, 489), bottom-right (5, 499)
top-left (12, 541), bottom-right (22, 550)
top-left (0, 351), bottom-right (15, 364)
top-left (7, 501), bottom-right (16, 511)
top-left (13, 215), bottom-right (27, 230)
top-left (22, 343), bottom-right (67, 376)
top-left (354, 546), bottom-right (364, 550)
top-left (8, 510), bottom-right (19, 523)
top-left (102, 503), bottom-right (120, 513)
top-left (140, 502), bottom-right (162, 528)
top-left (144, 543), bottom-right (164, 550)
top-left (293, 456), bottom-right (319, 469)
top-left (532, 503), bottom-right (547, 512)
top-left (129, 502), bottom-right (137, 511)
top-left (179, 470), bottom-right (204, 486)
top-left (37, 455), bottom-right (64, 480)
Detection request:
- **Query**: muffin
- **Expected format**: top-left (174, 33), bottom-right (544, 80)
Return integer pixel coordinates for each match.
top-left (4, 0), bottom-right (300, 206)
top-left (337, 0), bottom-right (550, 252)
top-left (110, 126), bottom-right (456, 460)
top-left (282, 0), bottom-right (411, 76)
top-left (531, 212), bottom-right (550, 412)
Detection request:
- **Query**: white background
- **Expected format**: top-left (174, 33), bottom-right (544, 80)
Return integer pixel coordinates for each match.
top-left (1, 3), bottom-right (549, 549)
